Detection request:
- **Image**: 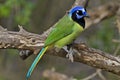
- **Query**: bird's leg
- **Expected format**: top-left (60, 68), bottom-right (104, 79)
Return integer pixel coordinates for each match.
top-left (63, 43), bottom-right (74, 62)
top-left (66, 47), bottom-right (74, 62)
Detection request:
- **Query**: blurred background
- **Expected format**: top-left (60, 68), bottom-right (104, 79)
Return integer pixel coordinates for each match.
top-left (0, 0), bottom-right (120, 80)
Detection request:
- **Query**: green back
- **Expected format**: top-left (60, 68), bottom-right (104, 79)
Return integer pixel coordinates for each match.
top-left (44, 15), bottom-right (74, 47)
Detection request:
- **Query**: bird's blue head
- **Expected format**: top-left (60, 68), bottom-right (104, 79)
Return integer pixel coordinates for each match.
top-left (68, 6), bottom-right (89, 28)
top-left (69, 6), bottom-right (89, 19)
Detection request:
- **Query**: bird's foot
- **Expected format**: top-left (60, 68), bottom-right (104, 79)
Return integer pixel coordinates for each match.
top-left (63, 46), bottom-right (74, 62)
top-left (66, 47), bottom-right (74, 62)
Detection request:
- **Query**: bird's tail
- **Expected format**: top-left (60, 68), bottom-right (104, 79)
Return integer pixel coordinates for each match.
top-left (26, 46), bottom-right (48, 80)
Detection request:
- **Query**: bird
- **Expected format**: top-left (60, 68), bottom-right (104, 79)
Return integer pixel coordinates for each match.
top-left (26, 6), bottom-right (89, 80)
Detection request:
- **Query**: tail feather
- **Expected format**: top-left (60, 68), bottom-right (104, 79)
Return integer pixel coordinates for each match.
top-left (26, 46), bottom-right (48, 80)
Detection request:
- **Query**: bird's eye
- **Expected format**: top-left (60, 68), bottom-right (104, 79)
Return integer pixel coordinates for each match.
top-left (76, 10), bottom-right (83, 15)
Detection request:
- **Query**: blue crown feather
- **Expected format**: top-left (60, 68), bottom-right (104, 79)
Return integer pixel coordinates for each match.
top-left (70, 6), bottom-right (84, 13)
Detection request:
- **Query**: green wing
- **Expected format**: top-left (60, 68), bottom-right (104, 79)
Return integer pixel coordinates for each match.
top-left (44, 15), bottom-right (74, 47)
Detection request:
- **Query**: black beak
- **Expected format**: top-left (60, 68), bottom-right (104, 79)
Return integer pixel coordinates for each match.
top-left (85, 14), bottom-right (90, 18)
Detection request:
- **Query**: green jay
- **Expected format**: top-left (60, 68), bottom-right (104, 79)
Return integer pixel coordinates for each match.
top-left (26, 6), bottom-right (89, 80)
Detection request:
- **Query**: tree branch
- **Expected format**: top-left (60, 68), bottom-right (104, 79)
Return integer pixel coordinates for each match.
top-left (0, 0), bottom-right (120, 76)
top-left (46, 43), bottom-right (120, 76)
top-left (43, 69), bottom-right (76, 80)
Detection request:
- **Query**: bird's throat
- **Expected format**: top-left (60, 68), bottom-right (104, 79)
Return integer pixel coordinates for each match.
top-left (72, 16), bottom-right (85, 28)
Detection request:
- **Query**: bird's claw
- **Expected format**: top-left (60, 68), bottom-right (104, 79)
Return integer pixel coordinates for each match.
top-left (63, 46), bottom-right (74, 62)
